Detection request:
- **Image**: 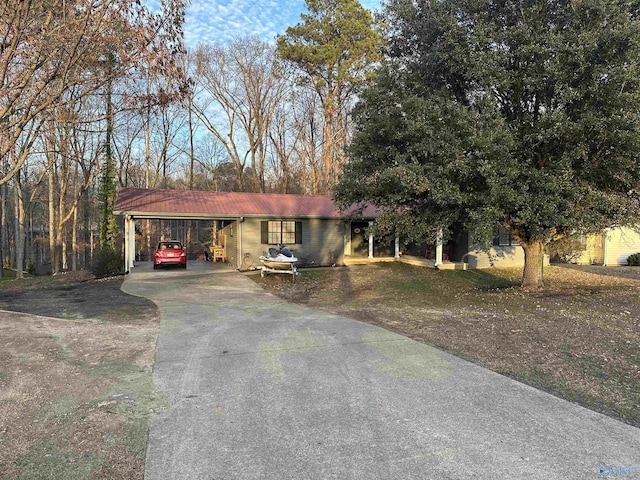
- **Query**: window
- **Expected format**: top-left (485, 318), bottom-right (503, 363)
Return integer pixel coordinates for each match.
top-left (261, 221), bottom-right (302, 244)
top-left (494, 226), bottom-right (519, 246)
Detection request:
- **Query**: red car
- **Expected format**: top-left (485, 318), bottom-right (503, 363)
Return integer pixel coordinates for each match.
top-left (153, 241), bottom-right (187, 269)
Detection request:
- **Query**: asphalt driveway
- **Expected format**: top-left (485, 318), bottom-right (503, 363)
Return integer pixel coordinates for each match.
top-left (123, 262), bottom-right (640, 479)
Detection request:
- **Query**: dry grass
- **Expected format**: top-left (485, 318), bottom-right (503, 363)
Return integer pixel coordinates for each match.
top-left (0, 274), bottom-right (164, 479)
top-left (255, 263), bottom-right (640, 427)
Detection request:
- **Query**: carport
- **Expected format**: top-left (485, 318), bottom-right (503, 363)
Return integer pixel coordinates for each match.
top-left (123, 214), bottom-right (238, 272)
top-left (115, 189), bottom-right (246, 273)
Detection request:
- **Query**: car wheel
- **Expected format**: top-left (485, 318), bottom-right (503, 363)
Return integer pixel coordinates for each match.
top-left (182, 263), bottom-right (187, 269)
top-left (153, 264), bottom-right (158, 270)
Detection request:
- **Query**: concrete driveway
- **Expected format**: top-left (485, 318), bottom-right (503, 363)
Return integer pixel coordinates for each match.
top-left (123, 262), bottom-right (640, 479)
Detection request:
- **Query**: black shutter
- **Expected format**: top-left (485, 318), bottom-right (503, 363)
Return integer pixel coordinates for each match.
top-left (295, 222), bottom-right (302, 244)
top-left (261, 221), bottom-right (269, 244)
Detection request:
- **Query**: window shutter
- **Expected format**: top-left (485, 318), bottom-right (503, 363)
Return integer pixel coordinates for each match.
top-left (295, 222), bottom-right (302, 244)
top-left (261, 221), bottom-right (269, 244)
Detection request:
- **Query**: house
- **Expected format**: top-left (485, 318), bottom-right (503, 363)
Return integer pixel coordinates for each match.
top-left (403, 226), bottom-right (549, 269)
top-left (573, 228), bottom-right (640, 266)
top-left (454, 226), bottom-right (640, 268)
top-left (114, 188), bottom-right (382, 272)
top-left (115, 187), bottom-right (572, 272)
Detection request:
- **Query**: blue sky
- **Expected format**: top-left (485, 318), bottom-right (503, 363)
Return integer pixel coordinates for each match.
top-left (183, 0), bottom-right (382, 47)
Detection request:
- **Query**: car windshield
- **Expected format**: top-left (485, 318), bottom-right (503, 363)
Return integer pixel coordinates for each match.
top-left (158, 242), bottom-right (182, 250)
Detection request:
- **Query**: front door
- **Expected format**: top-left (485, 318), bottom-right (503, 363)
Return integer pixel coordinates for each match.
top-left (351, 222), bottom-right (369, 257)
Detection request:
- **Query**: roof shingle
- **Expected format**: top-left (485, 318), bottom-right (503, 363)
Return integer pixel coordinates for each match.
top-left (114, 188), bottom-right (377, 219)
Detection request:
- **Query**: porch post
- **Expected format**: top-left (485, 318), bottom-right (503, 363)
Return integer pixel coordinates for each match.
top-left (344, 221), bottom-right (351, 256)
top-left (128, 216), bottom-right (135, 270)
top-left (124, 215), bottom-right (135, 272)
top-left (435, 229), bottom-right (443, 267)
top-left (124, 215), bottom-right (130, 273)
top-left (368, 221), bottom-right (374, 259)
top-left (394, 236), bottom-right (400, 259)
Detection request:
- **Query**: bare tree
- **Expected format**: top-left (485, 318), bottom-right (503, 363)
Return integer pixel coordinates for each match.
top-left (0, 0), bottom-right (188, 186)
top-left (192, 37), bottom-right (288, 192)
top-left (291, 89), bottom-right (324, 194)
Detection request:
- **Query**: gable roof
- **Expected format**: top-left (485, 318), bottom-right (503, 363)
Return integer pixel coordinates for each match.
top-left (114, 187), bottom-right (378, 220)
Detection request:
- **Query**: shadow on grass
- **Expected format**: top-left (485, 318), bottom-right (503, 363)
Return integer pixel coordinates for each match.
top-left (454, 269), bottom-right (520, 290)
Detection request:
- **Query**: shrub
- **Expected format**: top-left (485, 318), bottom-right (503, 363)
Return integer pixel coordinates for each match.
top-left (91, 246), bottom-right (124, 277)
top-left (627, 253), bottom-right (640, 266)
top-left (547, 236), bottom-right (587, 263)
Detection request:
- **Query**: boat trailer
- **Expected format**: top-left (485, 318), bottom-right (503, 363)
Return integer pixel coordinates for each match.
top-left (260, 263), bottom-right (298, 280)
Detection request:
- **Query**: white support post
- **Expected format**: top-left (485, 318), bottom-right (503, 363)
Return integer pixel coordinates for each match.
top-left (394, 237), bottom-right (400, 259)
top-left (345, 222), bottom-right (351, 256)
top-left (368, 221), bottom-right (374, 259)
top-left (434, 229), bottom-right (443, 267)
top-left (124, 216), bottom-right (130, 273)
top-left (128, 217), bottom-right (135, 270)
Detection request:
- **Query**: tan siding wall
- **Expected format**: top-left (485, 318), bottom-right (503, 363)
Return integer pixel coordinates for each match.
top-left (574, 235), bottom-right (605, 265)
top-left (220, 221), bottom-right (238, 268)
top-left (604, 227), bottom-right (640, 266)
top-left (466, 245), bottom-right (526, 269)
top-left (239, 218), bottom-right (346, 267)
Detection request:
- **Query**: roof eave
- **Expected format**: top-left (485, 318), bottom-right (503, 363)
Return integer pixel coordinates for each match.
top-left (114, 210), bottom-right (364, 220)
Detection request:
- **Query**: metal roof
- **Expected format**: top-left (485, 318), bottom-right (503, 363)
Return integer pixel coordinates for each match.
top-left (114, 188), bottom-right (378, 220)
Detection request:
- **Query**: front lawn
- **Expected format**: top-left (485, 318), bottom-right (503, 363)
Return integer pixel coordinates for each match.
top-left (254, 263), bottom-right (640, 427)
top-left (0, 273), bottom-right (163, 479)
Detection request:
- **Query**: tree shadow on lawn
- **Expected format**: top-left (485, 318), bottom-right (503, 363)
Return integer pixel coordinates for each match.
top-left (0, 277), bottom-right (157, 323)
top-left (456, 268), bottom-right (520, 291)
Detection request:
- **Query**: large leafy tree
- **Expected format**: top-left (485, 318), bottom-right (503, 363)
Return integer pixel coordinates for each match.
top-left (277, 0), bottom-right (381, 193)
top-left (335, 0), bottom-right (640, 287)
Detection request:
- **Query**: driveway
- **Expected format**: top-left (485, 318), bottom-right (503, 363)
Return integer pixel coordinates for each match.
top-left (123, 263), bottom-right (640, 479)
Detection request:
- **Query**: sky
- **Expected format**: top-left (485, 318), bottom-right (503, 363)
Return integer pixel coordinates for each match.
top-left (183, 0), bottom-right (383, 47)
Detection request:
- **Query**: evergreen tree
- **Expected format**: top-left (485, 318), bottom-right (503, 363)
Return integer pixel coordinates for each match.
top-left (335, 0), bottom-right (640, 287)
top-left (277, 0), bottom-right (381, 192)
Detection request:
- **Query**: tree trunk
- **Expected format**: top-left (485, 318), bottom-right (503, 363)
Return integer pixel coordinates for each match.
top-left (71, 206), bottom-right (78, 271)
top-left (521, 240), bottom-right (544, 288)
top-left (323, 107), bottom-right (334, 193)
top-left (62, 237), bottom-right (67, 270)
top-left (48, 166), bottom-right (58, 273)
top-left (0, 182), bottom-right (6, 277)
top-left (188, 97), bottom-right (195, 191)
top-left (14, 175), bottom-right (25, 279)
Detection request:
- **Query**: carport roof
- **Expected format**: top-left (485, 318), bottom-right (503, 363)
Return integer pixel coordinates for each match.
top-left (114, 187), bottom-right (379, 220)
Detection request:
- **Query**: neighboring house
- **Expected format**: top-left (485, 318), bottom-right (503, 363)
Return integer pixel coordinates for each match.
top-left (114, 188), bottom-right (380, 272)
top-left (573, 228), bottom-right (640, 266)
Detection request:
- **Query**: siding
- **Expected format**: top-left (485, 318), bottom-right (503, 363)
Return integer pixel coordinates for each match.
top-left (220, 221), bottom-right (238, 268)
top-left (466, 245), bottom-right (526, 268)
top-left (575, 234), bottom-right (605, 265)
top-left (604, 227), bottom-right (640, 266)
top-left (239, 218), bottom-right (345, 267)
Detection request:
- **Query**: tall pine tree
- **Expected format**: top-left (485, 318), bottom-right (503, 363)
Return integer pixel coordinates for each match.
top-left (277, 0), bottom-right (381, 192)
